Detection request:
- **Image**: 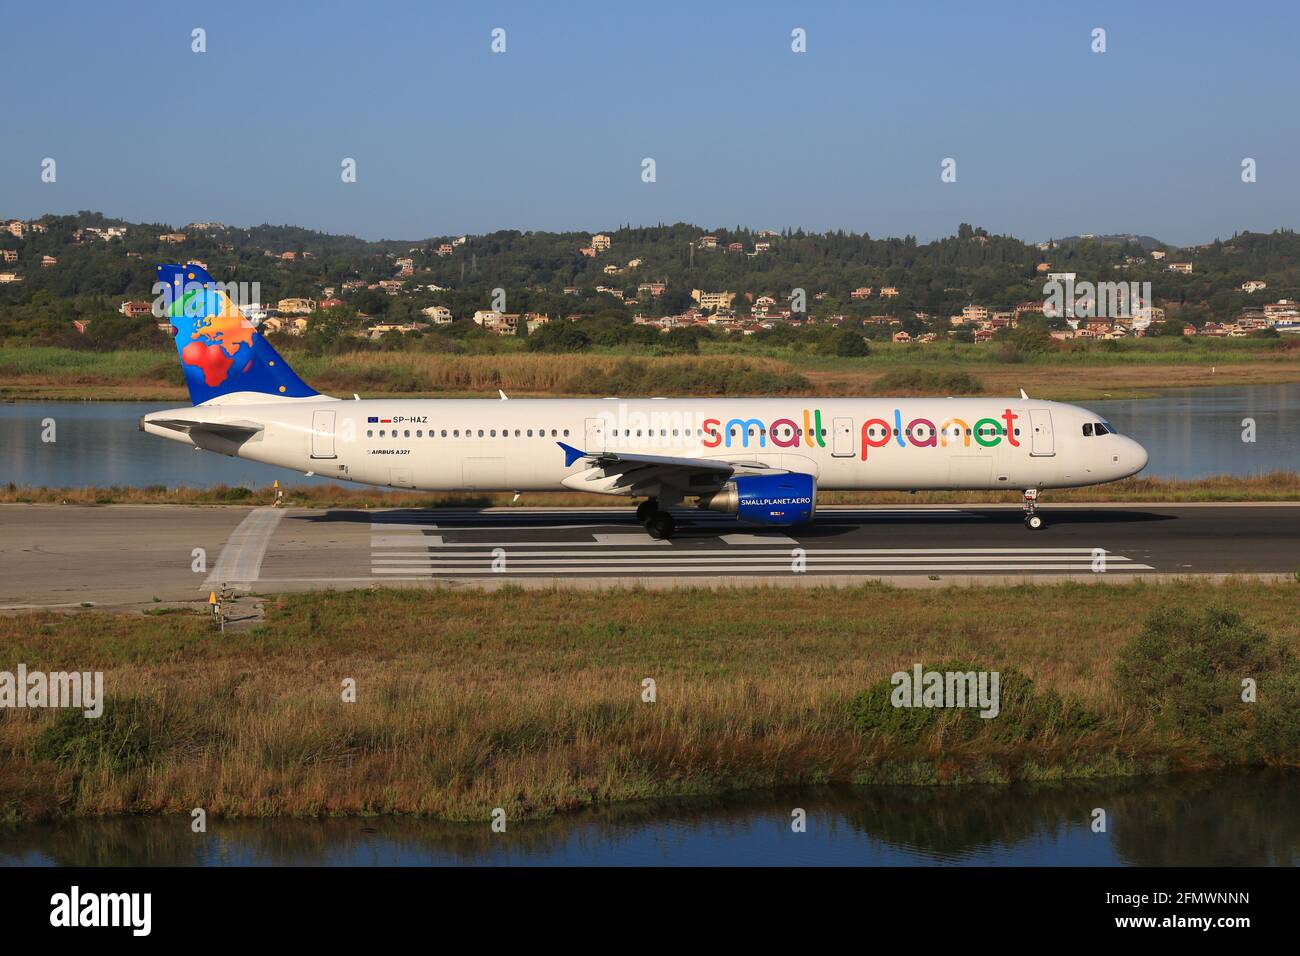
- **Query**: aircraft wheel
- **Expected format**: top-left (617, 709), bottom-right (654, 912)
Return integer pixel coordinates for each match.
top-left (1025, 514), bottom-right (1044, 530)
top-left (646, 511), bottom-right (676, 540)
top-left (636, 498), bottom-right (658, 525)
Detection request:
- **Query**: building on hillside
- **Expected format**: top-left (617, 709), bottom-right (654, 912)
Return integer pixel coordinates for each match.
top-left (1168, 262), bottom-right (1193, 274)
top-left (367, 322), bottom-right (429, 339)
top-left (119, 300), bottom-right (154, 318)
top-left (472, 311), bottom-right (521, 335)
top-left (880, 287), bottom-right (900, 298)
top-left (260, 316), bottom-right (308, 335)
top-left (158, 233), bottom-right (187, 243)
top-left (421, 305), bottom-right (454, 323)
top-left (590, 233), bottom-right (612, 252)
top-left (1264, 300), bottom-right (1300, 322)
top-left (691, 289), bottom-right (735, 312)
top-left (276, 298), bottom-right (316, 315)
top-left (850, 287), bottom-right (873, 299)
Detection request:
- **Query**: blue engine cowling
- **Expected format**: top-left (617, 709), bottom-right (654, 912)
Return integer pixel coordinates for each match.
top-left (699, 473), bottom-right (817, 526)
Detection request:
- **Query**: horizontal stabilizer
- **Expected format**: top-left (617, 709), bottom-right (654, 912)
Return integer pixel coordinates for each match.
top-left (142, 418), bottom-right (264, 441)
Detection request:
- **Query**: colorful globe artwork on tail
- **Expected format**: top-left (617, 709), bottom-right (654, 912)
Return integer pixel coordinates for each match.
top-left (157, 263), bottom-right (317, 404)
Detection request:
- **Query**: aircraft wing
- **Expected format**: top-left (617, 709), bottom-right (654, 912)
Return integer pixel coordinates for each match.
top-left (556, 441), bottom-right (782, 495)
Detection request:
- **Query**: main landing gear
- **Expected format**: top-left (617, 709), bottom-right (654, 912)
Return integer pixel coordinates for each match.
top-left (637, 497), bottom-right (676, 540)
top-left (1023, 489), bottom-right (1045, 530)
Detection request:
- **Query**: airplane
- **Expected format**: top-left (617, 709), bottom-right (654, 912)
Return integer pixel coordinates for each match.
top-left (141, 263), bottom-right (1149, 539)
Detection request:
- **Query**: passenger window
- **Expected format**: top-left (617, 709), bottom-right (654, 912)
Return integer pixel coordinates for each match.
top-left (366, 429), bottom-right (373, 438)
top-left (477, 429), bottom-right (484, 437)
top-left (563, 429), bottom-right (570, 437)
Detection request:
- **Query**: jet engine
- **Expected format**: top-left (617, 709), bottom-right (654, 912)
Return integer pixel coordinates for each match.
top-left (698, 473), bottom-right (817, 526)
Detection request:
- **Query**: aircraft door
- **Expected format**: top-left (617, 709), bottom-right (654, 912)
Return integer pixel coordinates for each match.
top-left (831, 417), bottom-right (854, 457)
top-left (584, 417), bottom-right (606, 452)
top-left (311, 410), bottom-right (337, 459)
top-left (1028, 408), bottom-right (1055, 456)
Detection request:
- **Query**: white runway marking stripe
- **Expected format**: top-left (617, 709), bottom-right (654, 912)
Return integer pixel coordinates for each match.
top-left (371, 563), bottom-right (1153, 575)
top-left (374, 546), bottom-right (1140, 555)
top-left (205, 507), bottom-right (285, 587)
top-left (368, 542), bottom-right (1154, 574)
top-left (592, 533), bottom-right (671, 545)
top-left (371, 555), bottom-right (1150, 566)
top-left (720, 533), bottom-right (798, 544)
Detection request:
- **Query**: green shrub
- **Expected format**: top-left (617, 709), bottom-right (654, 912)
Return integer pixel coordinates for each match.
top-left (32, 697), bottom-right (159, 774)
top-left (873, 367), bottom-right (982, 395)
top-left (1115, 605), bottom-right (1300, 759)
top-left (847, 660), bottom-right (1100, 746)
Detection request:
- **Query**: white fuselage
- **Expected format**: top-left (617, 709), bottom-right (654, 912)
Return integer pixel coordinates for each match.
top-left (141, 394), bottom-right (1149, 495)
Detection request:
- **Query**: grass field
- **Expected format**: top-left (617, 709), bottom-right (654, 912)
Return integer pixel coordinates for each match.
top-left (4, 473), bottom-right (1297, 507)
top-left (3, 341), bottom-right (1299, 401)
top-left (1, 580), bottom-right (1297, 822)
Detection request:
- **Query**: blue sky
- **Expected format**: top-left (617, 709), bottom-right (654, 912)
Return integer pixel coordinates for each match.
top-left (1, 0), bottom-right (1296, 245)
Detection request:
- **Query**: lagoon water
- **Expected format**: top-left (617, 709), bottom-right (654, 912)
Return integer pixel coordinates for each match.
top-left (0, 384), bottom-right (1296, 489)
top-left (3, 770), bottom-right (1296, 866)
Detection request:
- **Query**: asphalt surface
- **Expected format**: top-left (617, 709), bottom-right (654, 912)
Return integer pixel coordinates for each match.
top-left (1, 502), bottom-right (1296, 608)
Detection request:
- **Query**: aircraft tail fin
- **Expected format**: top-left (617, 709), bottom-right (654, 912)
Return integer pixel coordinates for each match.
top-left (157, 263), bottom-right (318, 405)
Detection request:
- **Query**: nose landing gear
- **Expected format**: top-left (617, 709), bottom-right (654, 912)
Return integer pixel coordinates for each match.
top-left (1023, 489), bottom-right (1045, 530)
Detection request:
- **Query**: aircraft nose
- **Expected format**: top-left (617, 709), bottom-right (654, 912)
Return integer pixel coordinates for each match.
top-left (1127, 437), bottom-right (1149, 475)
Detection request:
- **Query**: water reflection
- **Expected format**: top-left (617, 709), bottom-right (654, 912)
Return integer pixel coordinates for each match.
top-left (3, 770), bottom-right (1296, 866)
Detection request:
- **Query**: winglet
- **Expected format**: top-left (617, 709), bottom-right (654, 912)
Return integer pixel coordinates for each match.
top-left (557, 441), bottom-right (589, 467)
top-left (1019, 388), bottom-right (1029, 400)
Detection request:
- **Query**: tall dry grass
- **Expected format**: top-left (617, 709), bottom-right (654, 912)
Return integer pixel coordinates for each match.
top-left (1, 581), bottom-right (1295, 822)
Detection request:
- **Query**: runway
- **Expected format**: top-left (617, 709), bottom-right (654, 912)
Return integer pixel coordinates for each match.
top-left (1, 502), bottom-right (1297, 608)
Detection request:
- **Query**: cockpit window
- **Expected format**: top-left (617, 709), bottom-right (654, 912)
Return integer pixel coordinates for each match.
top-left (1082, 423), bottom-right (1094, 437)
top-left (1101, 420), bottom-right (1117, 434)
top-left (1095, 422), bottom-right (1110, 435)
